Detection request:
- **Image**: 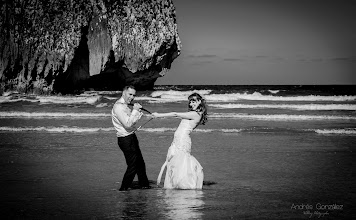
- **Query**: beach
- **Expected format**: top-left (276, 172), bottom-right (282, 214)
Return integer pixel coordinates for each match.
top-left (1, 131), bottom-right (353, 219)
top-left (0, 85), bottom-right (355, 219)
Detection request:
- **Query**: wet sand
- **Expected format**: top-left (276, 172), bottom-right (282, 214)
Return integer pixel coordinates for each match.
top-left (0, 132), bottom-right (354, 219)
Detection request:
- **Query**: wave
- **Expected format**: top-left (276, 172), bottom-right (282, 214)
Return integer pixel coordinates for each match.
top-left (312, 128), bottom-right (356, 135)
top-left (0, 96), bottom-right (39, 103)
top-left (0, 111), bottom-right (110, 118)
top-left (0, 95), bottom-right (101, 104)
top-left (209, 113), bottom-right (356, 121)
top-left (145, 90), bottom-right (212, 103)
top-left (1, 111), bottom-right (355, 121)
top-left (83, 91), bottom-right (120, 95)
top-left (1, 126), bottom-right (354, 135)
top-left (1, 89), bottom-right (356, 105)
top-left (0, 126), bottom-right (241, 133)
top-left (37, 95), bottom-right (101, 104)
top-left (209, 103), bottom-right (356, 111)
top-left (151, 89), bottom-right (212, 98)
top-left (268, 90), bottom-right (280, 94)
top-left (0, 126), bottom-right (114, 133)
top-left (205, 92), bottom-right (356, 102)
top-left (146, 90), bottom-right (356, 103)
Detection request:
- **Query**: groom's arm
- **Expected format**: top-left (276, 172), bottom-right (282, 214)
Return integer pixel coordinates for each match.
top-left (113, 104), bottom-right (143, 128)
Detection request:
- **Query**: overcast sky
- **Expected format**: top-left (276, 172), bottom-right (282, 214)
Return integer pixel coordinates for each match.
top-left (156, 0), bottom-right (356, 85)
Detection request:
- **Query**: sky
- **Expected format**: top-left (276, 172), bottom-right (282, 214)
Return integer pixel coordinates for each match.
top-left (156, 0), bottom-right (356, 85)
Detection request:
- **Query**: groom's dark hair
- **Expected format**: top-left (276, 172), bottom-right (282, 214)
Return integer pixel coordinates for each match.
top-left (123, 85), bottom-right (136, 91)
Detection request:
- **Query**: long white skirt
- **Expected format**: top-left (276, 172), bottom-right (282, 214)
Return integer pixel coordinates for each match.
top-left (158, 151), bottom-right (204, 189)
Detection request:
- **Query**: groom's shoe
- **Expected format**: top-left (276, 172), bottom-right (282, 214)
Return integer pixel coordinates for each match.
top-left (119, 187), bottom-right (129, 191)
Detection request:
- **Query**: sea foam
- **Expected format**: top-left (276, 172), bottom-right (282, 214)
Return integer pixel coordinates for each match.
top-left (210, 103), bottom-right (356, 111)
top-left (0, 126), bottom-right (114, 133)
top-left (1, 89), bottom-right (355, 104)
top-left (313, 128), bottom-right (356, 135)
top-left (0, 95), bottom-right (101, 104)
top-left (1, 126), bottom-right (355, 135)
top-left (0, 126), bottom-right (241, 133)
top-left (1, 111), bottom-right (355, 121)
top-left (37, 95), bottom-right (101, 104)
top-left (0, 111), bottom-right (110, 118)
top-left (210, 113), bottom-right (356, 121)
top-left (144, 90), bottom-right (356, 103)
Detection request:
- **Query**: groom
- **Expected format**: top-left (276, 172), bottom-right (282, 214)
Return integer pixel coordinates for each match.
top-left (112, 85), bottom-right (150, 191)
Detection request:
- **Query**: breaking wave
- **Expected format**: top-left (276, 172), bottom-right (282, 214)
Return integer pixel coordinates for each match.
top-left (209, 113), bottom-right (356, 121)
top-left (144, 90), bottom-right (356, 103)
top-left (1, 126), bottom-right (354, 135)
top-left (0, 111), bottom-right (110, 118)
top-left (1, 90), bottom-right (355, 105)
top-left (0, 126), bottom-right (241, 133)
top-left (0, 95), bottom-right (101, 104)
top-left (312, 128), bottom-right (356, 135)
top-left (210, 103), bottom-right (356, 111)
top-left (1, 111), bottom-right (355, 121)
top-left (0, 126), bottom-right (114, 133)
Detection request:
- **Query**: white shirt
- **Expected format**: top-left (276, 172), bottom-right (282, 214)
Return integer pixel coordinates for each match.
top-left (112, 97), bottom-right (143, 137)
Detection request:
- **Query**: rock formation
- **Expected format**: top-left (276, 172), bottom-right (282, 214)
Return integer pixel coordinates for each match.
top-left (0, 0), bottom-right (181, 94)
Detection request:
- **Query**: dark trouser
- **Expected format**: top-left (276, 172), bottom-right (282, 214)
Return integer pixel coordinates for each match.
top-left (117, 133), bottom-right (149, 190)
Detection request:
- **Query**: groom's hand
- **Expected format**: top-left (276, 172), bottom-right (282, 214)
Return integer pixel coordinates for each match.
top-left (133, 103), bottom-right (142, 110)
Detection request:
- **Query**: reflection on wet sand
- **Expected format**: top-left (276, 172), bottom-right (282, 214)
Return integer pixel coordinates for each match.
top-left (121, 190), bottom-right (149, 219)
top-left (158, 190), bottom-right (205, 220)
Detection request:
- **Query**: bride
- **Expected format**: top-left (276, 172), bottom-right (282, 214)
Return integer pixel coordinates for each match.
top-left (152, 93), bottom-right (208, 189)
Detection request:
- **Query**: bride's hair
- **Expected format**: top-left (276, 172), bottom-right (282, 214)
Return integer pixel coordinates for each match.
top-left (188, 93), bottom-right (208, 125)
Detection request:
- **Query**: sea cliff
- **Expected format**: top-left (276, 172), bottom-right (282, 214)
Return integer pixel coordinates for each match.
top-left (0, 0), bottom-right (181, 94)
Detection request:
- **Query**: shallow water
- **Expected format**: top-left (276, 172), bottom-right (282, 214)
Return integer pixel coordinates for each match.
top-left (1, 85), bottom-right (355, 219)
top-left (1, 130), bottom-right (354, 219)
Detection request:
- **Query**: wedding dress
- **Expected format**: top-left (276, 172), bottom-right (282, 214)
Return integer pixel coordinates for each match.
top-left (157, 119), bottom-right (204, 189)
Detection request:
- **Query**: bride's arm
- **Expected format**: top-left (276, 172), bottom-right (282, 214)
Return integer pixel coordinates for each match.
top-left (152, 112), bottom-right (177, 118)
top-left (153, 111), bottom-right (200, 121)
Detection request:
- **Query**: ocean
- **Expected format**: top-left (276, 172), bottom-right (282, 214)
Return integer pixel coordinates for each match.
top-left (0, 85), bottom-right (355, 219)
